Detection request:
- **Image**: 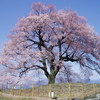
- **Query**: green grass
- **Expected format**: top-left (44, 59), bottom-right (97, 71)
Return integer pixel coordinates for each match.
top-left (0, 97), bottom-right (31, 100)
top-left (0, 97), bottom-right (13, 100)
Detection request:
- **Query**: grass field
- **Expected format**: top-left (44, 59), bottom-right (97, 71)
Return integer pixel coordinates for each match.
top-left (1, 83), bottom-right (100, 99)
top-left (0, 96), bottom-right (31, 100)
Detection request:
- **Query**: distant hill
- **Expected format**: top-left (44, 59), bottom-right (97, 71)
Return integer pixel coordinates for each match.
top-left (89, 79), bottom-right (100, 84)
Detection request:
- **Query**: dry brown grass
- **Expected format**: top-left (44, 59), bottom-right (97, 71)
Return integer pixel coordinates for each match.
top-left (2, 83), bottom-right (100, 99)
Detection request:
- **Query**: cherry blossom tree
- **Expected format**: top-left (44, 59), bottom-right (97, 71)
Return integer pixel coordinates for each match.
top-left (56, 64), bottom-right (93, 83)
top-left (0, 2), bottom-right (100, 84)
top-left (0, 66), bottom-right (34, 89)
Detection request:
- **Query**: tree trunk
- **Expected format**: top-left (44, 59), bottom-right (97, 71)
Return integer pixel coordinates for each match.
top-left (48, 74), bottom-right (56, 84)
top-left (43, 60), bottom-right (60, 84)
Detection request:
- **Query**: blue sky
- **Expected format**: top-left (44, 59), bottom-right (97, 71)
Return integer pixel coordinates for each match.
top-left (0, 0), bottom-right (100, 80)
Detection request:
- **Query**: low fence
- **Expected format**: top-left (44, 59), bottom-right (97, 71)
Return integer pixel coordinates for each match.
top-left (0, 83), bottom-right (100, 100)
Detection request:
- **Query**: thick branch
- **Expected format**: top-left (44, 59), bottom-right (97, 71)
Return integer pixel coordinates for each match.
top-left (61, 56), bottom-right (79, 62)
